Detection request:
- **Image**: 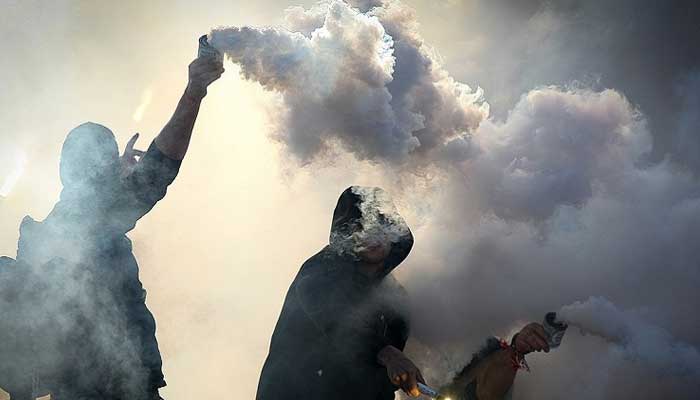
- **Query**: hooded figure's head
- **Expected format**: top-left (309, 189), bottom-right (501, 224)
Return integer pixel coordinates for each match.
top-left (60, 122), bottom-right (120, 190)
top-left (329, 186), bottom-right (413, 277)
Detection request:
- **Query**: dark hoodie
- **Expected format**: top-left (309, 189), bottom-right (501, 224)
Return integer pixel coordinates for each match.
top-left (256, 186), bottom-right (414, 400)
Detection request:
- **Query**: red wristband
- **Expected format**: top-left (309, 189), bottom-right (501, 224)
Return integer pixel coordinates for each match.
top-left (500, 337), bottom-right (530, 372)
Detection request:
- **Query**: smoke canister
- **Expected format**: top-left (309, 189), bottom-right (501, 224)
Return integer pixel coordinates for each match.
top-left (418, 382), bottom-right (451, 400)
top-left (542, 312), bottom-right (568, 349)
top-left (198, 34), bottom-right (222, 62)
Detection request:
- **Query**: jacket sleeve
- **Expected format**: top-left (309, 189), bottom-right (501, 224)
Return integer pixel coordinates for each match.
top-left (383, 308), bottom-right (410, 351)
top-left (368, 283), bottom-right (411, 363)
top-left (111, 141), bottom-right (182, 232)
top-left (123, 141), bottom-right (181, 207)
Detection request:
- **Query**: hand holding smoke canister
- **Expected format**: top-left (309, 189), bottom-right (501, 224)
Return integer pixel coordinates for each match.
top-left (542, 312), bottom-right (568, 349)
top-left (513, 312), bottom-right (568, 355)
top-left (185, 35), bottom-right (224, 99)
top-left (419, 313), bottom-right (567, 400)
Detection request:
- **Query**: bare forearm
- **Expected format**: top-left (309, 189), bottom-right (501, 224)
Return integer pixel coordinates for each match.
top-left (154, 53), bottom-right (224, 160)
top-left (440, 344), bottom-right (517, 400)
top-left (444, 325), bottom-right (550, 400)
top-left (154, 86), bottom-right (204, 161)
top-left (474, 349), bottom-right (517, 400)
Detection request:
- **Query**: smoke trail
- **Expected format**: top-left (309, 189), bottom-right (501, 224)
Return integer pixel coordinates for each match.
top-left (560, 297), bottom-right (700, 377)
top-left (206, 0), bottom-right (700, 398)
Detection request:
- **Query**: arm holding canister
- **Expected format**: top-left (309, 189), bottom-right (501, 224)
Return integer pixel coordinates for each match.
top-left (440, 323), bottom-right (552, 400)
top-left (115, 36), bottom-right (225, 228)
top-left (154, 36), bottom-right (224, 160)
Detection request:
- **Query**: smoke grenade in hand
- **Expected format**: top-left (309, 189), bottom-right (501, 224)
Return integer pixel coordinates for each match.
top-left (198, 34), bottom-right (222, 62)
top-left (543, 312), bottom-right (568, 349)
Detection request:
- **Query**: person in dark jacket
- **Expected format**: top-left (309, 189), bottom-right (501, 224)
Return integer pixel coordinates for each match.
top-left (256, 186), bottom-right (426, 400)
top-left (4, 44), bottom-right (224, 400)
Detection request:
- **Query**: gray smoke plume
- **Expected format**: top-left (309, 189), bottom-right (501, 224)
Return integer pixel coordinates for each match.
top-left (560, 297), bottom-right (700, 377)
top-left (209, 1), bottom-right (700, 398)
top-left (425, 0), bottom-right (700, 171)
top-left (209, 0), bottom-right (487, 164)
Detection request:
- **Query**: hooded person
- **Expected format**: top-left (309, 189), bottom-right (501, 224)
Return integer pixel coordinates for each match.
top-left (14, 122), bottom-right (170, 400)
top-left (6, 44), bottom-right (225, 400)
top-left (256, 186), bottom-right (426, 400)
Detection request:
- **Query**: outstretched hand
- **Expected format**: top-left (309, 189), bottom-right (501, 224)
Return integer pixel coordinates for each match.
top-left (186, 55), bottom-right (225, 99)
top-left (378, 345), bottom-right (426, 397)
top-left (120, 133), bottom-right (145, 178)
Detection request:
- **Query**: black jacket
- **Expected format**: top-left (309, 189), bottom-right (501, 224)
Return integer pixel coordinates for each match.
top-left (257, 187), bottom-right (414, 400)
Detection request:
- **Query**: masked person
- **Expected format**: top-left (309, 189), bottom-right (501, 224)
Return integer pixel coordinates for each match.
top-left (256, 186), bottom-right (426, 400)
top-left (439, 323), bottom-right (553, 400)
top-left (8, 48), bottom-right (224, 400)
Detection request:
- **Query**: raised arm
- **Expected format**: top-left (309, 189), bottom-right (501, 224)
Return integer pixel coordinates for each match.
top-left (154, 55), bottom-right (224, 160)
top-left (111, 54), bottom-right (224, 232)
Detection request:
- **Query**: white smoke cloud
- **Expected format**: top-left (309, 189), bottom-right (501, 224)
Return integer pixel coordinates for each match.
top-left (206, 0), bottom-right (699, 398)
top-left (467, 87), bottom-right (649, 220)
top-left (209, 0), bottom-right (487, 164)
top-left (560, 297), bottom-right (700, 377)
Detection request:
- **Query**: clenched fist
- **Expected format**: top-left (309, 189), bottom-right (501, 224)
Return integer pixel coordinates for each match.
top-left (513, 323), bottom-right (550, 354)
top-left (185, 55), bottom-right (225, 100)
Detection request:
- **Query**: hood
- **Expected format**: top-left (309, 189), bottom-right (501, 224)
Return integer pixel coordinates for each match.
top-left (329, 186), bottom-right (413, 275)
top-left (60, 122), bottom-right (120, 190)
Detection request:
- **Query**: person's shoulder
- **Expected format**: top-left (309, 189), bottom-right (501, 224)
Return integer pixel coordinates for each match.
top-left (295, 247), bottom-right (349, 294)
top-left (381, 273), bottom-right (407, 295)
top-left (298, 246), bottom-right (342, 276)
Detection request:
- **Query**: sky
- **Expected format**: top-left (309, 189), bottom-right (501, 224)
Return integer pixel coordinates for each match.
top-left (1, 1), bottom-right (699, 399)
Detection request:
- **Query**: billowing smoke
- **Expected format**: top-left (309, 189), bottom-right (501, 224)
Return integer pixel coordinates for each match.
top-left (206, 0), bottom-right (700, 398)
top-left (560, 297), bottom-right (700, 377)
top-left (209, 0), bottom-right (487, 164)
top-left (404, 87), bottom-right (700, 398)
top-left (429, 0), bottom-right (700, 171)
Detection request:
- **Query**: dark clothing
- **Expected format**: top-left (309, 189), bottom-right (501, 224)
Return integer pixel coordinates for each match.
top-left (13, 141), bottom-right (180, 399)
top-left (0, 256), bottom-right (33, 397)
top-left (256, 187), bottom-right (414, 400)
